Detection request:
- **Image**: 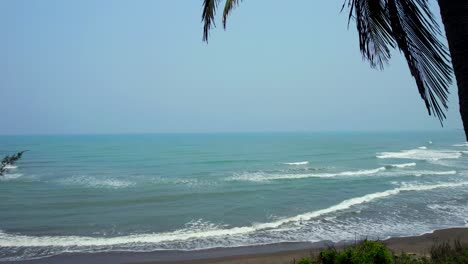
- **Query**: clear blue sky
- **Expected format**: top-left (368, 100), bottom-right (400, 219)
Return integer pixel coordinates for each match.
top-left (0, 0), bottom-right (463, 134)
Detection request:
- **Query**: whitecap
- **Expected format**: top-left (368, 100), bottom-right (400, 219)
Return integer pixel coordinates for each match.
top-left (283, 161), bottom-right (309, 165)
top-left (57, 176), bottom-right (134, 189)
top-left (377, 148), bottom-right (462, 161)
top-left (231, 167), bottom-right (387, 182)
top-left (0, 173), bottom-right (23, 181)
top-left (452, 142), bottom-right (468, 147)
top-left (380, 170), bottom-right (456, 177)
top-left (385, 162), bottom-right (416, 169)
top-left (411, 170), bottom-right (456, 177)
top-left (232, 166), bottom-right (456, 182)
top-left (3, 165), bottom-right (17, 170)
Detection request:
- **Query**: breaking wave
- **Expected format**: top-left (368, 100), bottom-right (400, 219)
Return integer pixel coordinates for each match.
top-left (1, 181), bottom-right (467, 249)
top-left (385, 163), bottom-right (416, 169)
top-left (377, 148), bottom-right (462, 161)
top-left (56, 176), bottom-right (134, 189)
top-left (411, 170), bottom-right (456, 177)
top-left (231, 167), bottom-right (387, 182)
top-left (283, 161), bottom-right (309, 165)
top-left (230, 166), bottom-right (457, 182)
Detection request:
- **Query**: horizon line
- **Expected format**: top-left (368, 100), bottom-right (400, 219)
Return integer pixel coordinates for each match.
top-left (0, 128), bottom-right (464, 137)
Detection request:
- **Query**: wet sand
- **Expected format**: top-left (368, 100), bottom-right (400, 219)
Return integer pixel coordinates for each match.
top-left (7, 227), bottom-right (468, 264)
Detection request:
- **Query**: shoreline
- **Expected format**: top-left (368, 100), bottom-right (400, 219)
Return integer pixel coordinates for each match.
top-left (6, 227), bottom-right (468, 264)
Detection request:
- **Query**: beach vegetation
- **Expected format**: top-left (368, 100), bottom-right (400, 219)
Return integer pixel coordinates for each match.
top-left (302, 240), bottom-right (468, 264)
top-left (319, 248), bottom-right (338, 264)
top-left (318, 241), bottom-right (393, 264)
top-left (297, 257), bottom-right (317, 264)
top-left (429, 240), bottom-right (468, 264)
top-left (393, 253), bottom-right (429, 264)
top-left (350, 240), bottom-right (393, 264)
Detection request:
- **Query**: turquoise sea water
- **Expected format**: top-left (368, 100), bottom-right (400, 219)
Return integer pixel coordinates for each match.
top-left (1, 131), bottom-right (468, 261)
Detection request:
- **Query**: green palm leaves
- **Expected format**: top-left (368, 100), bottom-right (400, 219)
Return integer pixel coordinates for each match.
top-left (345, 0), bottom-right (452, 123)
top-left (202, 0), bottom-right (241, 42)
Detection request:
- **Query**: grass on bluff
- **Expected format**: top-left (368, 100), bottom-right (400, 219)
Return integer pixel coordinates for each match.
top-left (294, 240), bottom-right (468, 264)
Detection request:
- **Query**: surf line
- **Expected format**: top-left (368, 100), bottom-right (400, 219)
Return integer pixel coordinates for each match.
top-left (1, 181), bottom-right (468, 247)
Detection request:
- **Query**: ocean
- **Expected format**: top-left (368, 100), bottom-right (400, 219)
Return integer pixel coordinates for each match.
top-left (1, 131), bottom-right (467, 261)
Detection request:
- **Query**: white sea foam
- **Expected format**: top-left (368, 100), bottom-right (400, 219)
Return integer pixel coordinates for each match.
top-left (377, 148), bottom-right (462, 161)
top-left (452, 142), bottom-right (468, 147)
top-left (3, 164), bottom-right (17, 170)
top-left (385, 163), bottom-right (417, 169)
top-left (0, 173), bottom-right (23, 181)
top-left (283, 161), bottom-right (309, 165)
top-left (418, 146), bottom-right (427, 150)
top-left (270, 181), bottom-right (468, 228)
top-left (411, 170), bottom-right (456, 177)
top-left (57, 176), bottom-right (134, 189)
top-left (231, 167), bottom-right (387, 182)
top-left (2, 181), bottom-right (467, 248)
top-left (381, 170), bottom-right (456, 178)
top-left (232, 166), bottom-right (456, 182)
top-left (427, 202), bottom-right (468, 220)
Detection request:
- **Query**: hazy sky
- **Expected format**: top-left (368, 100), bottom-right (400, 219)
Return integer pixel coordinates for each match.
top-left (0, 0), bottom-right (463, 134)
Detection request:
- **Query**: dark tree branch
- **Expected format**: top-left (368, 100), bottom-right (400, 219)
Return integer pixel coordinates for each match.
top-left (0, 151), bottom-right (27, 176)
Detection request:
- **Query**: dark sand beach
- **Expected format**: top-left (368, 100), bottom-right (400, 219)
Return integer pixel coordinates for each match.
top-left (7, 227), bottom-right (468, 264)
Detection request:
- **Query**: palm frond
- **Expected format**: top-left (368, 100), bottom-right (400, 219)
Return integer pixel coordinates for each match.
top-left (203, 0), bottom-right (453, 123)
top-left (346, 0), bottom-right (453, 123)
top-left (222, 0), bottom-right (242, 29)
top-left (346, 0), bottom-right (395, 69)
top-left (387, 0), bottom-right (452, 123)
top-left (202, 0), bottom-right (221, 42)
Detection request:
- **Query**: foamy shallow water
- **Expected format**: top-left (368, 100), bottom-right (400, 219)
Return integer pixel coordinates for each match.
top-left (1, 131), bottom-right (467, 261)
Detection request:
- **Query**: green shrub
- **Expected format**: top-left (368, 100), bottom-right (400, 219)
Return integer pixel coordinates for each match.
top-left (297, 257), bottom-right (316, 264)
top-left (335, 248), bottom-right (354, 264)
top-left (310, 239), bottom-right (468, 264)
top-left (350, 241), bottom-right (394, 264)
top-left (319, 249), bottom-right (338, 264)
top-left (318, 241), bottom-right (393, 264)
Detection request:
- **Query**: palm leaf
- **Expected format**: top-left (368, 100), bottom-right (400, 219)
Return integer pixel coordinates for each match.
top-left (387, 0), bottom-right (452, 123)
top-left (222, 0), bottom-right (242, 29)
top-left (345, 0), bottom-right (395, 69)
top-left (202, 0), bottom-right (453, 123)
top-left (202, 0), bottom-right (221, 42)
top-left (346, 0), bottom-right (453, 123)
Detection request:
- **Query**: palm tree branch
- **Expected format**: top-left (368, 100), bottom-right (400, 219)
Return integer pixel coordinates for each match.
top-left (202, 0), bottom-right (453, 124)
top-left (0, 151), bottom-right (27, 176)
top-left (202, 0), bottom-right (221, 42)
top-left (346, 0), bottom-right (396, 69)
top-left (387, 0), bottom-right (453, 123)
top-left (222, 0), bottom-right (242, 29)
